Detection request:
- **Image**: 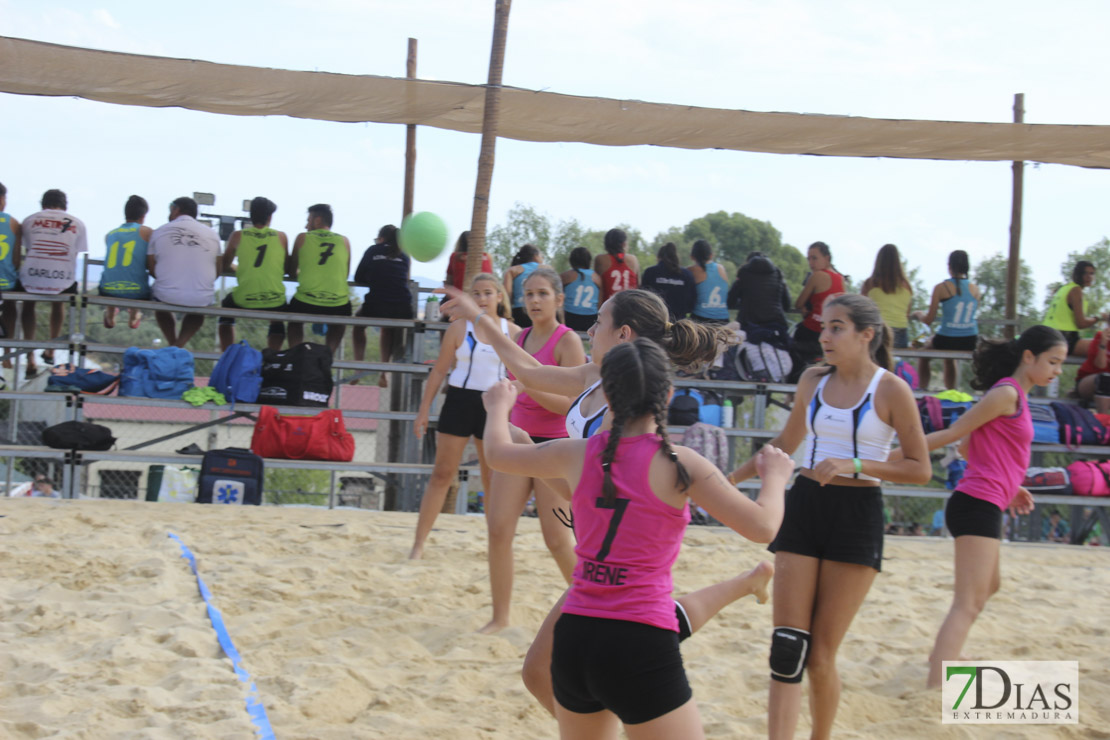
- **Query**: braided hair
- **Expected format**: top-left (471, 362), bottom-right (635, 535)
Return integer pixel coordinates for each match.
top-left (599, 339), bottom-right (690, 505)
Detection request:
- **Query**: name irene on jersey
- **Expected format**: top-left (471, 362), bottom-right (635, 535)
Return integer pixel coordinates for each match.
top-left (580, 559), bottom-right (629, 585)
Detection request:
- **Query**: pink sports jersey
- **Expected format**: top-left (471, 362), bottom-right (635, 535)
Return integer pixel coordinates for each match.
top-left (562, 432), bottom-right (691, 631)
top-left (957, 377), bottom-right (1033, 510)
top-left (508, 324), bottom-right (573, 439)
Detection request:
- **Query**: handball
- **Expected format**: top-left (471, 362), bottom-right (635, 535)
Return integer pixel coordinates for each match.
top-left (399, 211), bottom-right (448, 263)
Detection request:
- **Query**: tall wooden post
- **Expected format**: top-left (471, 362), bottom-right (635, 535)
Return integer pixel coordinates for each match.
top-left (466, 0), bottom-right (512, 284)
top-left (403, 38), bottom-right (418, 219)
top-left (1005, 93), bottom-right (1024, 339)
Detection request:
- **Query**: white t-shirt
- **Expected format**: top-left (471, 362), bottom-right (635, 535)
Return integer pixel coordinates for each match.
top-left (149, 215), bottom-right (220, 307)
top-left (19, 209), bottom-right (88, 294)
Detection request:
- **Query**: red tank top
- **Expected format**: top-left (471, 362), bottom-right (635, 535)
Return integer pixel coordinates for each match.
top-left (600, 253), bottom-right (638, 301)
top-left (445, 252), bottom-right (493, 290)
top-left (802, 268), bottom-right (845, 332)
top-left (508, 324), bottom-right (573, 438)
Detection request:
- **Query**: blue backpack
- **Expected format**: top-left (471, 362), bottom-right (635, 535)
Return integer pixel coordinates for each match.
top-left (1028, 402), bottom-right (1060, 445)
top-left (209, 341), bottom-right (262, 403)
top-left (46, 363), bottom-right (119, 394)
top-left (667, 388), bottom-right (723, 426)
top-left (120, 347), bottom-right (195, 399)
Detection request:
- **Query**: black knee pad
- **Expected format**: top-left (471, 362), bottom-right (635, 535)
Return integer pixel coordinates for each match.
top-left (769, 626), bottom-right (810, 684)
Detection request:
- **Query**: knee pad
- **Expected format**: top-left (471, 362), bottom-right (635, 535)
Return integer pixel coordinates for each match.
top-left (769, 626), bottom-right (810, 684)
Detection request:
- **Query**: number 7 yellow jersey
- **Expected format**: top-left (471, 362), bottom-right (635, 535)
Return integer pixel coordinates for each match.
top-left (293, 229), bottom-right (350, 307)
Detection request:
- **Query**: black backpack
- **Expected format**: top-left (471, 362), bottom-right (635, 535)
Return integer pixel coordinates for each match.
top-left (42, 421), bottom-right (115, 451)
top-left (197, 447), bottom-right (264, 505)
top-left (258, 342), bottom-right (334, 407)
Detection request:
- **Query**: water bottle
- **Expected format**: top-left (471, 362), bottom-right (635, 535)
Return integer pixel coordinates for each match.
top-left (425, 296), bottom-right (440, 322)
top-left (721, 399), bottom-right (734, 427)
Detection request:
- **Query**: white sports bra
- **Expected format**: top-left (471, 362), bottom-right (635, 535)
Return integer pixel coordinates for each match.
top-left (446, 318), bottom-right (510, 392)
top-left (801, 367), bottom-right (895, 482)
top-left (566, 379), bottom-right (608, 439)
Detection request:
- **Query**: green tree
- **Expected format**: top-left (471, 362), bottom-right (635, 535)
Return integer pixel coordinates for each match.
top-left (973, 252), bottom-right (1038, 326)
top-left (1044, 237), bottom-right (1110, 317)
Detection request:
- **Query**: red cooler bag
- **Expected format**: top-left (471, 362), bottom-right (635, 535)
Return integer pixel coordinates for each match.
top-left (250, 406), bottom-right (355, 462)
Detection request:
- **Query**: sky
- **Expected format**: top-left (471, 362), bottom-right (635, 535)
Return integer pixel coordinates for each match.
top-left (2, 0), bottom-right (1109, 303)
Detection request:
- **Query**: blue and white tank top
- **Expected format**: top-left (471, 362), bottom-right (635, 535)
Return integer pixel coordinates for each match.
top-left (938, 278), bottom-right (978, 338)
top-left (566, 379), bottom-right (608, 439)
top-left (101, 222), bottom-right (151, 298)
top-left (0, 212), bottom-right (17, 290)
top-left (564, 268), bottom-right (599, 316)
top-left (693, 261), bottom-right (729, 320)
top-left (511, 261), bottom-right (540, 308)
top-left (447, 317), bottom-right (511, 391)
top-left (801, 367), bottom-right (895, 482)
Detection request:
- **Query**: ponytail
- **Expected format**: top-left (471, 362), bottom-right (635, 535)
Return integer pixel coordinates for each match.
top-left (972, 325), bottom-right (1066, 391)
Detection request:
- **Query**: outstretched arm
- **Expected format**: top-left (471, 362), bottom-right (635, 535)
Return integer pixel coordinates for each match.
top-left (727, 368), bottom-right (820, 483)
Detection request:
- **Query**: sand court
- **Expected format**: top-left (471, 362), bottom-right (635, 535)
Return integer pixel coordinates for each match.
top-left (0, 498), bottom-right (1107, 738)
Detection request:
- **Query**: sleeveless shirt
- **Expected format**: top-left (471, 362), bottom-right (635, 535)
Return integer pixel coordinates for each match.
top-left (510, 261), bottom-right (539, 308)
top-left (1044, 281), bottom-right (1084, 333)
top-left (802, 268), bottom-right (845, 332)
top-left (101, 222), bottom-right (150, 299)
top-left (566, 379), bottom-right (608, 439)
top-left (0, 212), bottom-right (18, 290)
top-left (693, 261), bottom-right (730, 320)
top-left (956, 378), bottom-right (1033, 510)
top-left (294, 229), bottom-right (349, 307)
top-left (508, 324), bottom-right (574, 438)
top-left (938, 278), bottom-right (978, 337)
top-left (564, 268), bottom-right (599, 316)
top-left (600, 253), bottom-right (638, 302)
top-left (802, 367), bottom-right (894, 482)
top-left (446, 318), bottom-right (511, 392)
top-left (232, 227), bottom-right (286, 308)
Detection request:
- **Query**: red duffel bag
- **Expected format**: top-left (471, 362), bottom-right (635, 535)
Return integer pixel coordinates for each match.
top-left (250, 406), bottom-right (355, 462)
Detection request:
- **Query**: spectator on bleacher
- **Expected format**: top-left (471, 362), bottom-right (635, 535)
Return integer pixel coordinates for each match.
top-left (1045, 261), bottom-right (1106, 356)
top-left (560, 247), bottom-right (601, 332)
top-left (861, 244), bottom-right (913, 349)
top-left (726, 251), bottom-right (791, 345)
top-left (101, 195), bottom-right (153, 331)
top-left (911, 250), bottom-right (980, 390)
top-left (930, 508), bottom-right (946, 536)
top-left (0, 182), bottom-right (22, 350)
top-left (504, 244), bottom-right (542, 328)
top-left (641, 241), bottom-right (695, 321)
top-left (148, 197), bottom-right (221, 348)
top-left (20, 189), bottom-right (88, 376)
top-left (594, 228), bottom-right (639, 302)
top-left (30, 476), bottom-right (59, 498)
top-left (1074, 320), bottom-right (1110, 413)
top-left (286, 203), bottom-right (351, 355)
top-left (791, 241), bottom-right (844, 375)
top-left (443, 231), bottom-right (492, 290)
top-left (1042, 510), bottom-right (1070, 543)
top-left (218, 196), bottom-right (288, 352)
top-left (688, 239), bottom-right (730, 325)
top-left (352, 224), bottom-right (411, 387)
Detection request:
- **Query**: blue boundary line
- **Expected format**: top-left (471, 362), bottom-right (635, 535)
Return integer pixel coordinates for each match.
top-left (168, 532), bottom-right (276, 739)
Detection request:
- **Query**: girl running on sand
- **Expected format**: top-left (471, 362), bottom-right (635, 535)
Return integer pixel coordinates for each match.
top-left (889, 325), bottom-right (1065, 687)
top-left (408, 273), bottom-right (518, 560)
top-left (481, 338), bottom-right (793, 739)
top-left (725, 293), bottom-right (931, 740)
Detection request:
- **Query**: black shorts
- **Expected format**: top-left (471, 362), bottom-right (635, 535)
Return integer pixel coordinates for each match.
top-left (288, 296), bottom-right (352, 318)
top-left (436, 386), bottom-right (488, 440)
top-left (1059, 330), bottom-right (1080, 355)
top-left (891, 327), bottom-right (909, 349)
top-left (564, 312), bottom-right (597, 332)
top-left (552, 613), bottom-right (692, 724)
top-left (769, 475), bottom-right (885, 571)
top-left (357, 299), bottom-right (413, 320)
top-left (529, 435), bottom-right (562, 444)
top-left (690, 313), bottom-right (729, 326)
top-left (932, 333), bottom-right (978, 352)
top-left (511, 306), bottom-right (532, 328)
top-left (218, 293), bottom-right (287, 335)
top-left (945, 490), bottom-right (1003, 539)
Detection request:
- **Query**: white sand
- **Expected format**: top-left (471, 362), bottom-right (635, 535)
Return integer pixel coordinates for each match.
top-left (0, 499), bottom-right (1106, 739)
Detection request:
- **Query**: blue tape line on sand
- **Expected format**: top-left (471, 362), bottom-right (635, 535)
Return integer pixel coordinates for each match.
top-left (168, 532), bottom-right (275, 740)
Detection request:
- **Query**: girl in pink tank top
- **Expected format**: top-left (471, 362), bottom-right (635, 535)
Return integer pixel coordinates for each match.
top-left (904, 325), bottom-right (1067, 688)
top-left (481, 337), bottom-right (794, 735)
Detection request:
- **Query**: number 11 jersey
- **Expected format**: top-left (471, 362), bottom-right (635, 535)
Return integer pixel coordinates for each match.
top-left (101, 222), bottom-right (150, 299)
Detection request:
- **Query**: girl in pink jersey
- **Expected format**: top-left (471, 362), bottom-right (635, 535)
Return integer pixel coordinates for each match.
top-left (901, 325), bottom-right (1066, 687)
top-left (479, 267), bottom-right (586, 634)
top-left (483, 338), bottom-right (793, 739)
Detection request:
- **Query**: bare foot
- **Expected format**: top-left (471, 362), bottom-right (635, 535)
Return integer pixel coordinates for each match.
top-left (103, 310), bottom-right (116, 329)
top-left (128, 311), bottom-right (142, 329)
top-left (748, 560), bottom-right (775, 604)
top-left (408, 544), bottom-right (424, 560)
top-left (377, 372), bottom-right (389, 389)
top-left (476, 618), bottom-right (508, 635)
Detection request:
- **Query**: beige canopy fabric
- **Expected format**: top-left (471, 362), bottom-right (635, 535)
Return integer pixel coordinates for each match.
top-left (2, 35), bottom-right (1109, 168)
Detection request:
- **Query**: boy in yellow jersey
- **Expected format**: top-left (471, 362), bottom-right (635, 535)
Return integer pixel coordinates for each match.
top-left (287, 204), bottom-right (351, 353)
top-left (218, 197), bottom-right (289, 351)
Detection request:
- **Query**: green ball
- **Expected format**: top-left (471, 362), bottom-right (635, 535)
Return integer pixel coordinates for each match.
top-left (399, 211), bottom-right (448, 263)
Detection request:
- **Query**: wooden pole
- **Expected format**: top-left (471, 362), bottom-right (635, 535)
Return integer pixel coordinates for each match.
top-left (466, 0), bottom-right (512, 285)
top-left (1005, 93), bottom-right (1024, 339)
top-left (403, 38), bottom-right (418, 219)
